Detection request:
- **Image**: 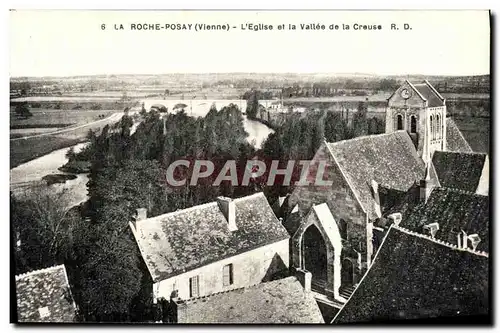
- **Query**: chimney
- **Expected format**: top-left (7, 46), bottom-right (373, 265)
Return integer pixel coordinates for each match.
top-left (419, 162), bottom-right (433, 203)
top-left (457, 230), bottom-right (469, 249)
top-left (369, 179), bottom-right (382, 218)
top-left (217, 197), bottom-right (237, 231)
top-left (170, 298), bottom-right (187, 323)
top-left (423, 222), bottom-right (439, 238)
top-left (467, 234), bottom-right (481, 251)
top-left (131, 208), bottom-right (147, 233)
top-left (136, 208), bottom-right (147, 221)
top-left (387, 212), bottom-right (402, 226)
top-left (295, 268), bottom-right (312, 292)
top-left (461, 230), bottom-right (468, 249)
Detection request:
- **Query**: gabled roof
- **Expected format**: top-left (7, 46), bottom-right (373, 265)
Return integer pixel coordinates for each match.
top-left (334, 226), bottom-right (489, 324)
top-left (446, 118), bottom-right (473, 153)
top-left (326, 131), bottom-right (425, 219)
top-left (15, 265), bottom-right (77, 323)
top-left (432, 151), bottom-right (488, 193)
top-left (412, 81), bottom-right (445, 108)
top-left (397, 187), bottom-right (489, 253)
top-left (176, 276), bottom-right (324, 323)
top-left (132, 192), bottom-right (290, 282)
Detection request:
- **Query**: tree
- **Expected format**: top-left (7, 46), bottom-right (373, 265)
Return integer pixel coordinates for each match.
top-left (11, 188), bottom-right (76, 274)
top-left (14, 103), bottom-right (33, 119)
top-left (246, 90), bottom-right (259, 119)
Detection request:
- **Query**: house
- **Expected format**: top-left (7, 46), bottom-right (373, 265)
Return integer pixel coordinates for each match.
top-left (163, 276), bottom-right (324, 323)
top-left (130, 192), bottom-right (290, 304)
top-left (15, 264), bottom-right (78, 323)
top-left (431, 151), bottom-right (489, 195)
top-left (385, 184), bottom-right (489, 253)
top-left (333, 225), bottom-right (489, 324)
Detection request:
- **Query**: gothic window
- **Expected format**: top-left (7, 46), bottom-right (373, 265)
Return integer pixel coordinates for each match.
top-left (396, 114), bottom-right (403, 130)
top-left (410, 115), bottom-right (417, 133)
top-left (430, 115), bottom-right (434, 140)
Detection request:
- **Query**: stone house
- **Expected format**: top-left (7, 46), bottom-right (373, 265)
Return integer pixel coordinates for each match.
top-left (130, 192), bottom-right (290, 306)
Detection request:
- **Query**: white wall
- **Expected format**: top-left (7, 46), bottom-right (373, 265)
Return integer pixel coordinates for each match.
top-left (153, 239), bottom-right (289, 301)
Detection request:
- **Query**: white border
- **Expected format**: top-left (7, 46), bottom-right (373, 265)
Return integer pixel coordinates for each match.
top-left (3, 1), bottom-right (497, 332)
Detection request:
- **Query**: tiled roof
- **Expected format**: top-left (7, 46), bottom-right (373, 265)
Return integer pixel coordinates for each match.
top-left (412, 82), bottom-right (445, 108)
top-left (133, 192), bottom-right (290, 282)
top-left (177, 276), bottom-right (324, 323)
top-left (15, 265), bottom-right (77, 323)
top-left (446, 118), bottom-right (473, 153)
top-left (334, 226), bottom-right (489, 324)
top-left (397, 187), bottom-right (489, 253)
top-left (327, 131), bottom-right (425, 219)
top-left (432, 151), bottom-right (487, 193)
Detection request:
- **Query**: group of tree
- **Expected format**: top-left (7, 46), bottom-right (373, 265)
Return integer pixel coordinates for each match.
top-left (13, 103), bottom-right (33, 119)
top-left (11, 96), bottom-right (387, 322)
top-left (11, 103), bottom-right (261, 322)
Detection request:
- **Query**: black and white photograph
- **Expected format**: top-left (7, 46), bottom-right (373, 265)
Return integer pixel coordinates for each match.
top-left (9, 9), bottom-right (491, 325)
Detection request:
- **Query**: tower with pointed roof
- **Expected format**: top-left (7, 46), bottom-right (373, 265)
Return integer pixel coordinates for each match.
top-left (385, 80), bottom-right (447, 162)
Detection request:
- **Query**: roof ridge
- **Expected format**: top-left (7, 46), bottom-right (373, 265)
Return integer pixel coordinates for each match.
top-left (15, 264), bottom-right (65, 280)
top-left (393, 225), bottom-right (489, 258)
top-left (137, 201), bottom-right (218, 225)
top-left (436, 150), bottom-right (487, 157)
top-left (232, 191), bottom-right (265, 203)
top-left (435, 186), bottom-right (486, 197)
top-left (406, 80), bottom-right (427, 102)
top-left (139, 193), bottom-right (267, 226)
top-left (424, 80), bottom-right (445, 101)
top-left (327, 131), bottom-right (397, 146)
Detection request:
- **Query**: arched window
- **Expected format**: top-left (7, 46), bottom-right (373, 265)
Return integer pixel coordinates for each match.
top-left (339, 219), bottom-right (348, 240)
top-left (436, 114), bottom-right (441, 139)
top-left (396, 114), bottom-right (403, 130)
top-left (410, 115), bottom-right (417, 134)
top-left (430, 115), bottom-right (434, 140)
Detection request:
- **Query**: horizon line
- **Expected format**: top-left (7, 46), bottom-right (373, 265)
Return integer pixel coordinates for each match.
top-left (10, 71), bottom-right (491, 80)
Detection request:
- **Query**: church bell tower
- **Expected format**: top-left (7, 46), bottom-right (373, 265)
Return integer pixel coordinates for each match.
top-left (385, 80), bottom-right (446, 163)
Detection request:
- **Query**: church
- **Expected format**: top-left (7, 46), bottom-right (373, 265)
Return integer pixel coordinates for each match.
top-left (282, 80), bottom-right (489, 306)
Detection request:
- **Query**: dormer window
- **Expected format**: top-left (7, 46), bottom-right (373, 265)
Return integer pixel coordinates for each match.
top-left (467, 234), bottom-right (481, 251)
top-left (423, 222), bottom-right (439, 238)
top-left (38, 306), bottom-right (50, 319)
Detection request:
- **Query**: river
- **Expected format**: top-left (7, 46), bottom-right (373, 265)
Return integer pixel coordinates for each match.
top-left (10, 107), bottom-right (274, 209)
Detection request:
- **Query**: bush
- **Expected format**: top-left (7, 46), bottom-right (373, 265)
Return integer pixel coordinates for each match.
top-left (14, 103), bottom-right (33, 119)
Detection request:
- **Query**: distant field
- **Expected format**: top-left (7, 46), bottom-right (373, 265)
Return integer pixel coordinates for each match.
top-left (10, 110), bottom-right (124, 167)
top-left (10, 108), bottom-right (115, 129)
top-left (11, 96), bottom-right (121, 102)
top-left (442, 93), bottom-right (490, 100)
top-left (286, 94), bottom-right (388, 103)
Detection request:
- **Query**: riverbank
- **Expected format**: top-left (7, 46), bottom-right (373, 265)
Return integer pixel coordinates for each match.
top-left (10, 135), bottom-right (87, 169)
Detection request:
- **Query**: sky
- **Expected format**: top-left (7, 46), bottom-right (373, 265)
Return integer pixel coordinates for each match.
top-left (9, 10), bottom-right (490, 77)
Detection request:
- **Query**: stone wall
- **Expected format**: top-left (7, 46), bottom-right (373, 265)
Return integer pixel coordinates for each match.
top-left (285, 143), bottom-right (369, 278)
